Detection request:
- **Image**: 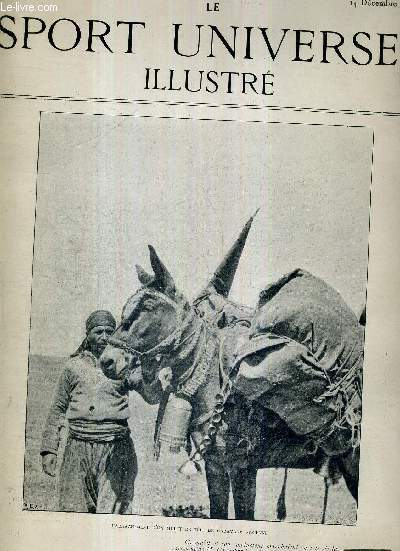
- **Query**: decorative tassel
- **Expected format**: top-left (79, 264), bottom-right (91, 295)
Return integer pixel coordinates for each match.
top-left (178, 459), bottom-right (202, 478)
top-left (276, 468), bottom-right (288, 521)
top-left (314, 456), bottom-right (331, 479)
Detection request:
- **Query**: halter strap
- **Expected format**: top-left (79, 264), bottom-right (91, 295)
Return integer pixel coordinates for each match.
top-left (122, 288), bottom-right (179, 316)
top-left (108, 289), bottom-right (184, 359)
top-left (140, 289), bottom-right (179, 310)
top-left (108, 322), bottom-right (196, 360)
top-left (106, 336), bottom-right (143, 357)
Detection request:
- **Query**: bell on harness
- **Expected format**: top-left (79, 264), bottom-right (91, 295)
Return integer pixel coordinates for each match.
top-left (158, 394), bottom-right (192, 453)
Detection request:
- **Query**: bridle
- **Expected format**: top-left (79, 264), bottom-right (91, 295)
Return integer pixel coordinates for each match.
top-left (106, 289), bottom-right (184, 361)
top-left (109, 287), bottom-right (235, 467)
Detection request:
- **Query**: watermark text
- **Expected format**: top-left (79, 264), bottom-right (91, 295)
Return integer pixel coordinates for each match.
top-left (0, 2), bottom-right (58, 12)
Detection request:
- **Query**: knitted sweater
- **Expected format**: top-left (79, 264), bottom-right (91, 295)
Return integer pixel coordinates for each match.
top-left (41, 351), bottom-right (132, 453)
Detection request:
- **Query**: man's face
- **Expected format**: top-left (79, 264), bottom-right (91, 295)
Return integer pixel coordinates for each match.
top-left (86, 325), bottom-right (114, 357)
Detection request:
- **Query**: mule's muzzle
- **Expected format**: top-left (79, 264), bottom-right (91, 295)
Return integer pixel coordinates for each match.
top-left (100, 345), bottom-right (123, 380)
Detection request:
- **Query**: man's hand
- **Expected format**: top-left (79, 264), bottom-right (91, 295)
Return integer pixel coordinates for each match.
top-left (125, 366), bottom-right (143, 390)
top-left (41, 452), bottom-right (57, 477)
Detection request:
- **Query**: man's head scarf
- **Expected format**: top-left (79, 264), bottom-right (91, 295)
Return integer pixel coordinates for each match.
top-left (71, 310), bottom-right (116, 357)
top-left (86, 310), bottom-right (116, 333)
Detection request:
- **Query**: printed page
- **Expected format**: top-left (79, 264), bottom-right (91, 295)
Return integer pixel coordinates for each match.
top-left (0, 1), bottom-right (399, 551)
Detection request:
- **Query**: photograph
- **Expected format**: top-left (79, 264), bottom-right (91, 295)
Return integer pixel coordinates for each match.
top-left (23, 111), bottom-right (371, 524)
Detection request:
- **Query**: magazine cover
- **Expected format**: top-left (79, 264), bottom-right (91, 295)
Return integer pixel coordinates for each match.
top-left (1, 1), bottom-right (399, 551)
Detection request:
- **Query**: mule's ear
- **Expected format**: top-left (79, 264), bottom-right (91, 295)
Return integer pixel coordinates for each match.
top-left (148, 245), bottom-right (176, 293)
top-left (136, 264), bottom-right (154, 286)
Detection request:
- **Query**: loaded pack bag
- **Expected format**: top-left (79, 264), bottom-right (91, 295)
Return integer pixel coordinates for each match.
top-left (232, 269), bottom-right (364, 454)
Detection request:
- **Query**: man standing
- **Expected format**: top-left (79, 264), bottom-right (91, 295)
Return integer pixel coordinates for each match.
top-left (40, 310), bottom-right (139, 514)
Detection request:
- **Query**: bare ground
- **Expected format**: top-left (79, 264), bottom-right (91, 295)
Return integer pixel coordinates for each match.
top-left (23, 355), bottom-right (357, 524)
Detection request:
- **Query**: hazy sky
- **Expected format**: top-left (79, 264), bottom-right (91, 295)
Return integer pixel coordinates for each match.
top-left (30, 113), bottom-right (372, 356)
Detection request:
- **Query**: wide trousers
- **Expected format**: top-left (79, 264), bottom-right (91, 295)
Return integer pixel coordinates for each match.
top-left (58, 435), bottom-right (137, 514)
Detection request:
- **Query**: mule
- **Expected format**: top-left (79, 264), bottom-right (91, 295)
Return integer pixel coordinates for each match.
top-left (100, 217), bottom-right (363, 521)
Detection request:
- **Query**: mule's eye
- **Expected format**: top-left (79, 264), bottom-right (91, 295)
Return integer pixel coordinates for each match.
top-left (143, 300), bottom-right (155, 310)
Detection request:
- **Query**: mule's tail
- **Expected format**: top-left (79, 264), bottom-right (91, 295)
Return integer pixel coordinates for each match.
top-left (276, 468), bottom-right (288, 521)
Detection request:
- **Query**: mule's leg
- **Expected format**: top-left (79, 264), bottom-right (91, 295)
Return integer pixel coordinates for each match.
top-left (230, 464), bottom-right (258, 520)
top-left (205, 456), bottom-right (230, 519)
top-left (338, 448), bottom-right (360, 503)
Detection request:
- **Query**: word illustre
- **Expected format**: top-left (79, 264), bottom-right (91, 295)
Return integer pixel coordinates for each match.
top-left (144, 67), bottom-right (274, 96)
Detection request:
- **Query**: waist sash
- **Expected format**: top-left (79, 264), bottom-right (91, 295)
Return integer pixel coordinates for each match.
top-left (68, 419), bottom-right (130, 442)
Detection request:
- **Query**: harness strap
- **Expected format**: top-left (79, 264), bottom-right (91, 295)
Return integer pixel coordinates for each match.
top-left (107, 290), bottom-right (186, 359)
top-left (107, 336), bottom-right (142, 357)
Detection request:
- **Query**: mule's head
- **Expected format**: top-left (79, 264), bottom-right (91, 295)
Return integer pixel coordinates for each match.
top-left (100, 212), bottom-right (259, 381)
top-left (100, 245), bottom-right (187, 380)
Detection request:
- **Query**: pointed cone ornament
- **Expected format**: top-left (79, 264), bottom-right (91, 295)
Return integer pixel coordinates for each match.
top-left (208, 208), bottom-right (260, 297)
